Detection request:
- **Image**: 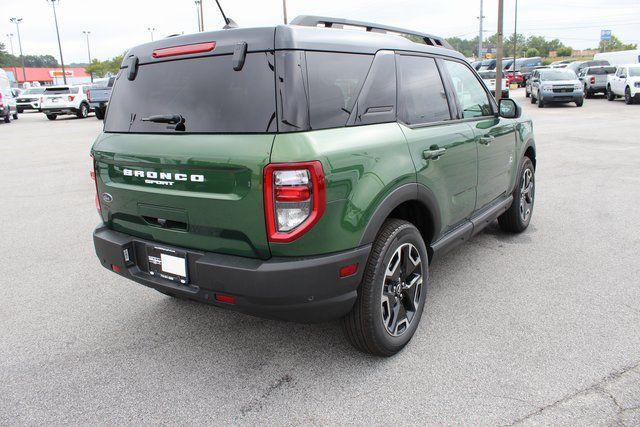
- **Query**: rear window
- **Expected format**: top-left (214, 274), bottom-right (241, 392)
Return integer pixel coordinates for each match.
top-left (44, 87), bottom-right (71, 95)
top-left (25, 87), bottom-right (45, 95)
top-left (589, 67), bottom-right (616, 75)
top-left (104, 53), bottom-right (276, 133)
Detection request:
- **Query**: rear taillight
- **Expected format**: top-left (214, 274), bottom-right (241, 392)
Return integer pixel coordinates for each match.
top-left (90, 155), bottom-right (101, 213)
top-left (86, 91), bottom-right (91, 101)
top-left (0, 92), bottom-right (3, 107)
top-left (263, 161), bottom-right (326, 243)
top-left (590, 76), bottom-right (596, 84)
top-left (68, 95), bottom-right (75, 101)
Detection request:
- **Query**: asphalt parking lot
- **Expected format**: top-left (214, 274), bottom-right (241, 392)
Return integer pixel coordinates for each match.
top-left (1, 89), bottom-right (639, 425)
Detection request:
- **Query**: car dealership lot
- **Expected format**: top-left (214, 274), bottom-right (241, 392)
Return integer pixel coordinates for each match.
top-left (1, 92), bottom-right (639, 424)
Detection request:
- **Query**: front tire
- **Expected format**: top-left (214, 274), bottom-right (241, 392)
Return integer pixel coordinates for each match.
top-left (625, 87), bottom-right (634, 105)
top-left (576, 99), bottom-right (584, 107)
top-left (537, 97), bottom-right (544, 108)
top-left (498, 157), bottom-right (535, 233)
top-left (343, 219), bottom-right (428, 357)
top-left (607, 86), bottom-right (615, 101)
top-left (46, 114), bottom-right (57, 120)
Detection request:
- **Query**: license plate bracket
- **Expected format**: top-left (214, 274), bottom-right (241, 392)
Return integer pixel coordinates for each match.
top-left (146, 245), bottom-right (188, 284)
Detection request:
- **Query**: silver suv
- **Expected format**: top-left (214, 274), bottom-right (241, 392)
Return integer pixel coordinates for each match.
top-left (529, 68), bottom-right (584, 108)
top-left (578, 66), bottom-right (616, 98)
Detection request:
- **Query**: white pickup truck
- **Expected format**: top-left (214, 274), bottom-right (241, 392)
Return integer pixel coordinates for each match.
top-left (40, 85), bottom-right (92, 120)
top-left (606, 64), bottom-right (640, 105)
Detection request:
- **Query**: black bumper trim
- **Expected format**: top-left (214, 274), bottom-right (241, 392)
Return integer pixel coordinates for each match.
top-left (93, 225), bottom-right (371, 323)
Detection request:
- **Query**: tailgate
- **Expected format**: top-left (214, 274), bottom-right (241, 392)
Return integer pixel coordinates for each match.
top-left (92, 132), bottom-right (274, 259)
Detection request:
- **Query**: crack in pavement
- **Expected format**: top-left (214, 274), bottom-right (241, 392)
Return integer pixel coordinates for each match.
top-left (505, 361), bottom-right (640, 426)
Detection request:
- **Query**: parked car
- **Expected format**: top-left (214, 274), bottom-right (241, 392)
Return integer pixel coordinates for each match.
top-left (0, 69), bottom-right (18, 123)
top-left (606, 64), bottom-right (640, 104)
top-left (91, 16), bottom-right (536, 356)
top-left (478, 58), bottom-right (496, 71)
top-left (578, 66), bottom-right (616, 97)
top-left (88, 76), bottom-right (115, 120)
top-left (40, 85), bottom-right (92, 120)
top-left (517, 56), bottom-right (543, 83)
top-left (566, 60), bottom-right (610, 75)
top-left (471, 60), bottom-right (482, 70)
top-left (529, 68), bottom-right (583, 108)
top-left (16, 86), bottom-right (45, 112)
top-left (478, 70), bottom-right (509, 98)
top-left (550, 60), bottom-right (572, 68)
top-left (524, 66), bottom-right (549, 97)
top-left (594, 49), bottom-right (640, 66)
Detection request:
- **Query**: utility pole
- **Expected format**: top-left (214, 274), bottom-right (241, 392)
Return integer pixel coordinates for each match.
top-left (82, 31), bottom-right (92, 82)
top-left (512, 0), bottom-right (518, 75)
top-left (6, 33), bottom-right (18, 83)
top-left (195, 1), bottom-right (201, 31)
top-left (282, 0), bottom-right (288, 24)
top-left (9, 18), bottom-right (27, 85)
top-left (477, 0), bottom-right (484, 59)
top-left (47, 1), bottom-right (67, 85)
top-left (495, 0), bottom-right (505, 101)
top-left (148, 27), bottom-right (155, 41)
top-left (200, 0), bottom-right (204, 31)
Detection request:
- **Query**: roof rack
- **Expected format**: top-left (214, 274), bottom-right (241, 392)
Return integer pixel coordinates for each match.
top-left (289, 15), bottom-right (453, 50)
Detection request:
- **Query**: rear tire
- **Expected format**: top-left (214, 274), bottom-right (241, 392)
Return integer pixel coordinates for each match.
top-left (343, 219), bottom-right (428, 357)
top-left (498, 157), bottom-right (535, 233)
top-left (607, 86), bottom-right (615, 101)
top-left (95, 107), bottom-right (105, 120)
top-left (76, 103), bottom-right (89, 118)
top-left (46, 114), bottom-right (57, 120)
top-left (530, 94), bottom-right (536, 104)
top-left (4, 111), bottom-right (10, 123)
top-left (525, 90), bottom-right (530, 98)
top-left (12, 111), bottom-right (18, 119)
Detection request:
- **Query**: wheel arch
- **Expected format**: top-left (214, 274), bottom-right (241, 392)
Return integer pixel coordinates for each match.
top-left (523, 139), bottom-right (536, 170)
top-left (358, 183), bottom-right (442, 254)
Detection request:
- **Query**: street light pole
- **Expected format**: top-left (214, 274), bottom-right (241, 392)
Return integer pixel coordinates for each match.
top-left (148, 27), bottom-right (155, 41)
top-left (83, 30), bottom-right (92, 82)
top-left (282, 0), bottom-right (288, 24)
top-left (495, 0), bottom-right (505, 102)
top-left (9, 18), bottom-right (27, 85)
top-left (6, 33), bottom-right (18, 83)
top-left (477, 0), bottom-right (484, 59)
top-left (194, 1), bottom-right (203, 31)
top-left (47, 0), bottom-right (67, 85)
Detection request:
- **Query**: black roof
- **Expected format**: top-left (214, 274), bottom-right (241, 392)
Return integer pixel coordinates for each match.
top-left (124, 16), bottom-right (463, 67)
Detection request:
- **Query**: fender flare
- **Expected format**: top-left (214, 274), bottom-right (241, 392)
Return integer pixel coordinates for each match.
top-left (358, 183), bottom-right (442, 246)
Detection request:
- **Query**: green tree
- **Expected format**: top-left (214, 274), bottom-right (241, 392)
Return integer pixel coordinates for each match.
top-left (556, 47), bottom-right (573, 57)
top-left (85, 55), bottom-right (124, 78)
top-left (599, 35), bottom-right (637, 53)
top-left (526, 47), bottom-right (540, 58)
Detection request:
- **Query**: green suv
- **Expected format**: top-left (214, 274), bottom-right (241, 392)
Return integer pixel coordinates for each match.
top-left (91, 16), bottom-right (536, 356)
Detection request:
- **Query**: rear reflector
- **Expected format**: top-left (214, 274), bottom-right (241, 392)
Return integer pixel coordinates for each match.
top-left (111, 264), bottom-right (121, 273)
top-left (214, 293), bottom-right (236, 304)
top-left (339, 263), bottom-right (358, 278)
top-left (152, 42), bottom-right (216, 58)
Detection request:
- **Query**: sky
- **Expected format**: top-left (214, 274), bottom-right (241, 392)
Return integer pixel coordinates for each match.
top-left (1, 0), bottom-right (639, 64)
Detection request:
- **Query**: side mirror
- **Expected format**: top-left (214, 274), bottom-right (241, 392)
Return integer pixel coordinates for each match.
top-left (499, 98), bottom-right (521, 119)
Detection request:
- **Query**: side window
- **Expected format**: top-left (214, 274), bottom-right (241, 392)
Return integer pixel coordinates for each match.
top-left (305, 52), bottom-right (373, 130)
top-left (397, 55), bottom-right (451, 125)
top-left (350, 51), bottom-right (396, 126)
top-left (444, 60), bottom-right (494, 119)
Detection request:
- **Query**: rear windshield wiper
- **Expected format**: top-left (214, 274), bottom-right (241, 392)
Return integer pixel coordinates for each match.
top-left (141, 114), bottom-right (183, 124)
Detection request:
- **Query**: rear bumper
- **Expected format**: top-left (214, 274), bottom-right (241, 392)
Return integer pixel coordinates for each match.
top-left (93, 225), bottom-right (370, 323)
top-left (42, 107), bottom-right (78, 115)
top-left (89, 101), bottom-right (107, 109)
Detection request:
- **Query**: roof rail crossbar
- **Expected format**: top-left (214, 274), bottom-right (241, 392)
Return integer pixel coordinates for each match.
top-left (289, 15), bottom-right (453, 50)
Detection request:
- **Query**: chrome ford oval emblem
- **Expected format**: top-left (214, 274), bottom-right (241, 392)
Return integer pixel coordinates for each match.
top-left (101, 193), bottom-right (113, 203)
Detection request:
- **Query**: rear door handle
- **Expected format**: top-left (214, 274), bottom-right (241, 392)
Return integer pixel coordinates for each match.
top-left (478, 135), bottom-right (495, 146)
top-left (422, 148), bottom-right (446, 160)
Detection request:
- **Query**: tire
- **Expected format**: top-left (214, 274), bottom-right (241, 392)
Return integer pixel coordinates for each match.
top-left (46, 114), bottom-right (57, 121)
top-left (537, 97), bottom-right (544, 108)
top-left (95, 107), bottom-right (105, 120)
top-left (343, 219), bottom-right (428, 357)
top-left (4, 111), bottom-right (10, 123)
top-left (530, 94), bottom-right (536, 104)
top-left (76, 103), bottom-right (89, 118)
top-left (17, 108), bottom-right (24, 114)
top-left (525, 90), bottom-right (530, 98)
top-left (607, 86), bottom-right (615, 101)
top-left (584, 85), bottom-right (592, 98)
top-left (498, 157), bottom-right (535, 233)
top-left (624, 87), bottom-right (634, 105)
top-left (576, 99), bottom-right (583, 107)
top-left (12, 111), bottom-right (18, 119)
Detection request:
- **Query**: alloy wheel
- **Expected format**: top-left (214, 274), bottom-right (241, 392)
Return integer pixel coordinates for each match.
top-left (519, 168), bottom-right (534, 223)
top-left (381, 243), bottom-right (423, 337)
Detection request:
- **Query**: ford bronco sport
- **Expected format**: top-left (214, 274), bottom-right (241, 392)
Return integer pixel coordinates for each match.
top-left (91, 16), bottom-right (536, 356)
